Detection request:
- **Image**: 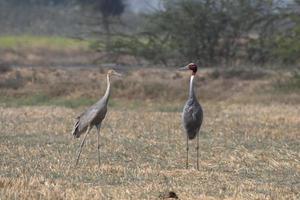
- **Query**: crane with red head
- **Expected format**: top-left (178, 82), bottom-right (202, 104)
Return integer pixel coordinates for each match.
top-left (179, 63), bottom-right (203, 170)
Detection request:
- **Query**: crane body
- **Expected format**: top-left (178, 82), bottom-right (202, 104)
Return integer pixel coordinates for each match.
top-left (71, 70), bottom-right (121, 166)
top-left (179, 63), bottom-right (203, 170)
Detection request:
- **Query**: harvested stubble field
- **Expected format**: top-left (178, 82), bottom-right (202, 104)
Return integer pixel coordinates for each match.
top-left (1, 104), bottom-right (300, 199)
top-left (0, 67), bottom-right (300, 199)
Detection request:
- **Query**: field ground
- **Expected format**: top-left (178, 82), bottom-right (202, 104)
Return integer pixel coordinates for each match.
top-left (0, 41), bottom-right (300, 199)
top-left (0, 66), bottom-right (300, 107)
top-left (0, 102), bottom-right (299, 199)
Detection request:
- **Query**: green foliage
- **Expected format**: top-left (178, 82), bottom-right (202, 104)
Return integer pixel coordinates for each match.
top-left (108, 34), bottom-right (174, 65)
top-left (145, 0), bottom-right (228, 64)
top-left (89, 39), bottom-right (105, 51)
top-left (272, 26), bottom-right (300, 64)
top-left (50, 98), bottom-right (96, 108)
top-left (146, 0), bottom-right (282, 65)
top-left (0, 94), bottom-right (48, 107)
top-left (107, 0), bottom-right (283, 66)
top-left (246, 38), bottom-right (273, 64)
top-left (0, 94), bottom-right (96, 108)
top-left (0, 35), bottom-right (90, 49)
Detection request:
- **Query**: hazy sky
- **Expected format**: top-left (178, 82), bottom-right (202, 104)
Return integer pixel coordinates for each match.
top-left (128, 0), bottom-right (296, 13)
top-left (128, 0), bottom-right (161, 13)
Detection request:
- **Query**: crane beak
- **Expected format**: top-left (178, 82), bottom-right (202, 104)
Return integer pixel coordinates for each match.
top-left (178, 65), bottom-right (189, 71)
top-left (113, 71), bottom-right (123, 77)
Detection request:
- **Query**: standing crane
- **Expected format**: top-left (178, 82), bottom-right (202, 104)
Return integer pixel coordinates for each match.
top-left (179, 63), bottom-right (203, 170)
top-left (72, 69), bottom-right (122, 166)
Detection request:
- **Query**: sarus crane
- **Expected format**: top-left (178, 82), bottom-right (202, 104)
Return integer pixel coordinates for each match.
top-left (179, 63), bottom-right (203, 170)
top-left (72, 69), bottom-right (122, 166)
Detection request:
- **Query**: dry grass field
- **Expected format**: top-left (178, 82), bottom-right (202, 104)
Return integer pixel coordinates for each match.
top-left (0, 67), bottom-right (300, 199)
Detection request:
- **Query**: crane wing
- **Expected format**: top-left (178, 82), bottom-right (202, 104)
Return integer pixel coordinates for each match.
top-left (72, 107), bottom-right (99, 138)
top-left (182, 98), bottom-right (203, 139)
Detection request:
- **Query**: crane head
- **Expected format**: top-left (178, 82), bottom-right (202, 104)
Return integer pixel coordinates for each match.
top-left (178, 63), bottom-right (198, 75)
top-left (107, 69), bottom-right (122, 77)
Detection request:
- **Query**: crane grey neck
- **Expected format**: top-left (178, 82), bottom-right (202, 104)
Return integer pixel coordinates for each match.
top-left (189, 75), bottom-right (196, 99)
top-left (103, 74), bottom-right (111, 103)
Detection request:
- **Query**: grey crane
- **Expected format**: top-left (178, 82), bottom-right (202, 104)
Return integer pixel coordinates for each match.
top-left (179, 63), bottom-right (203, 170)
top-left (72, 69), bottom-right (122, 166)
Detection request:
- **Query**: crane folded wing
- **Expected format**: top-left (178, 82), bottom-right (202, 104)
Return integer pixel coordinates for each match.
top-left (72, 108), bottom-right (99, 138)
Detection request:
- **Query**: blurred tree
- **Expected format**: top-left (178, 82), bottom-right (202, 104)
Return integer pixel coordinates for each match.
top-left (269, 0), bottom-right (300, 64)
top-left (142, 0), bottom-right (285, 65)
top-left (99, 0), bottom-right (125, 45)
top-left (78, 0), bottom-right (125, 47)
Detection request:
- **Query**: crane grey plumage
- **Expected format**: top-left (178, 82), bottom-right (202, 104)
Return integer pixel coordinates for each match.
top-left (179, 63), bottom-right (203, 170)
top-left (72, 95), bottom-right (108, 138)
top-left (72, 69), bottom-right (122, 166)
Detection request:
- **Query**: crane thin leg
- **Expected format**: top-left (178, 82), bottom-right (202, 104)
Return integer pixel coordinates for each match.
top-left (196, 133), bottom-right (199, 170)
top-left (186, 136), bottom-right (189, 169)
top-left (96, 124), bottom-right (101, 166)
top-left (75, 126), bottom-right (91, 166)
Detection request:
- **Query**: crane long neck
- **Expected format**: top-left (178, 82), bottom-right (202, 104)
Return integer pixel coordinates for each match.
top-left (189, 75), bottom-right (196, 99)
top-left (103, 74), bottom-right (111, 103)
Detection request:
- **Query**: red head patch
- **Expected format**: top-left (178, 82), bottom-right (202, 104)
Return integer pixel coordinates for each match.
top-left (188, 63), bottom-right (197, 75)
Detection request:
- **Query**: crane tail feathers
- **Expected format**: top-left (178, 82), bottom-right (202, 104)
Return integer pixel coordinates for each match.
top-left (188, 132), bottom-right (197, 140)
top-left (186, 127), bottom-right (200, 140)
top-left (72, 120), bottom-right (80, 138)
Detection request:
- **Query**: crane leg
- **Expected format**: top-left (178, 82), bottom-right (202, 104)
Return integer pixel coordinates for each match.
top-left (196, 133), bottom-right (199, 170)
top-left (75, 126), bottom-right (91, 166)
top-left (186, 136), bottom-right (189, 169)
top-left (96, 124), bottom-right (101, 167)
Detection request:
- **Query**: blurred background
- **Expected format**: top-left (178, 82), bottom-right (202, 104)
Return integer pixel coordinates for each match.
top-left (1, 0), bottom-right (300, 65)
top-left (0, 2), bottom-right (299, 199)
top-left (0, 0), bottom-right (299, 107)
